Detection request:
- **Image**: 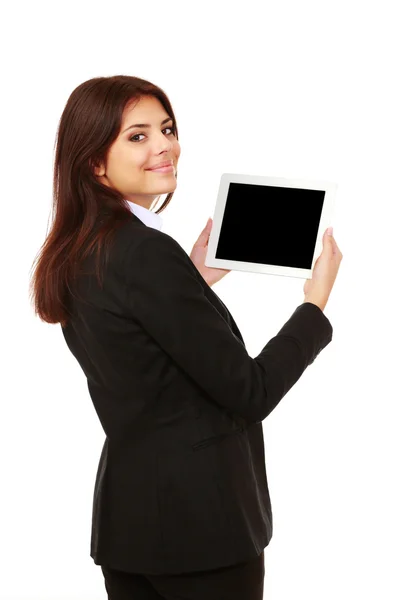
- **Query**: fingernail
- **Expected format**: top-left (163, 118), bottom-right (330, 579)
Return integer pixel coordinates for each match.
top-left (327, 227), bottom-right (333, 235)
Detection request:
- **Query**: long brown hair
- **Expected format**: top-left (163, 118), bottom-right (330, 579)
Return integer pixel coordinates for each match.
top-left (29, 75), bottom-right (179, 329)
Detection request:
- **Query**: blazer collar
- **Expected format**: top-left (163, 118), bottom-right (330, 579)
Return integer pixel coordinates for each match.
top-left (125, 199), bottom-right (163, 231)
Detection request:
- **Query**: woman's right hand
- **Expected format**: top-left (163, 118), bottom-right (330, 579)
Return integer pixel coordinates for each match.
top-left (303, 227), bottom-right (343, 311)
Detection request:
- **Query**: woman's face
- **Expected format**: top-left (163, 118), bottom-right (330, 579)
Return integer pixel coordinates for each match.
top-left (94, 95), bottom-right (181, 209)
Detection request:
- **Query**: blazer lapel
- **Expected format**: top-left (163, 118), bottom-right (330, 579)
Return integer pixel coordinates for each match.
top-left (199, 279), bottom-right (246, 347)
top-left (128, 212), bottom-right (246, 347)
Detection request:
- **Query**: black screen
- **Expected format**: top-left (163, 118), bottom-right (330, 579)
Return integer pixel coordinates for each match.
top-left (216, 183), bottom-right (325, 269)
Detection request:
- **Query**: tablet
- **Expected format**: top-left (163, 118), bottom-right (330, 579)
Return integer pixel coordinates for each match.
top-left (205, 173), bottom-right (337, 279)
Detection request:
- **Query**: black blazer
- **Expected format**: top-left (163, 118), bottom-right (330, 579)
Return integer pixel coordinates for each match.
top-left (61, 212), bottom-right (333, 575)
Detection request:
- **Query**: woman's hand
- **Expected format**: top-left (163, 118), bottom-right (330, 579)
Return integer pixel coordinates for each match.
top-left (303, 227), bottom-right (343, 311)
top-left (189, 218), bottom-right (231, 287)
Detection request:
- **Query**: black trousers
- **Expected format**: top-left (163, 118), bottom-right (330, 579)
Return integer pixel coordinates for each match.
top-left (101, 550), bottom-right (265, 600)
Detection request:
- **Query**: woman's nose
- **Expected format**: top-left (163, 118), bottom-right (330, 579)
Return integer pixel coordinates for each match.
top-left (154, 133), bottom-right (173, 152)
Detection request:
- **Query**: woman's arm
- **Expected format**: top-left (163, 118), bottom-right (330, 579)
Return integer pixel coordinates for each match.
top-left (123, 231), bottom-right (333, 424)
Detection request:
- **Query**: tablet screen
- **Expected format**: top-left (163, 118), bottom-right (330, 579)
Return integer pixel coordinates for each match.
top-left (215, 183), bottom-right (325, 270)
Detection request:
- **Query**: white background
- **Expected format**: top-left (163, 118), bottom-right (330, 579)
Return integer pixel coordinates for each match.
top-left (2, 0), bottom-right (399, 598)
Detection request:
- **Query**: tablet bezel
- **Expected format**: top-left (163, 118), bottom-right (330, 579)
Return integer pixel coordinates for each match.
top-left (205, 173), bottom-right (337, 279)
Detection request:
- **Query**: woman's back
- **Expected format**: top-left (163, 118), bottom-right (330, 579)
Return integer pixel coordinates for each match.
top-left (61, 210), bottom-right (332, 575)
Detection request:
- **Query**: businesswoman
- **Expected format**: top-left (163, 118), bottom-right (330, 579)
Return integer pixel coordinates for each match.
top-left (29, 75), bottom-right (342, 600)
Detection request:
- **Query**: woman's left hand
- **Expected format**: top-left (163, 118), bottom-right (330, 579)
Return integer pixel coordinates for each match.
top-left (189, 218), bottom-right (231, 287)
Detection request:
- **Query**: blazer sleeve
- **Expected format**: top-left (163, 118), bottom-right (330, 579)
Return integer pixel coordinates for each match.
top-left (123, 232), bottom-right (333, 424)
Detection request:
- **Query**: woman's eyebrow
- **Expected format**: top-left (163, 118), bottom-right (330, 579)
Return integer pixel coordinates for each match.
top-left (122, 117), bottom-right (173, 133)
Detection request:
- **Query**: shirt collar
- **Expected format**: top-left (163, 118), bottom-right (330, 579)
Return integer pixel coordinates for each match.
top-left (125, 200), bottom-right (163, 231)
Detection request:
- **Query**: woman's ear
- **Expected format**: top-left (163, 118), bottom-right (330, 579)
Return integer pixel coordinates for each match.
top-left (90, 158), bottom-right (105, 177)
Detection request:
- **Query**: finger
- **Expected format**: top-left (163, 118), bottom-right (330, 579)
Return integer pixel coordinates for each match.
top-left (329, 234), bottom-right (340, 255)
top-left (195, 219), bottom-right (212, 246)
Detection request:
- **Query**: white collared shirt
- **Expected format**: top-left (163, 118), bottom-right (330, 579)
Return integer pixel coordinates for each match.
top-left (125, 199), bottom-right (163, 231)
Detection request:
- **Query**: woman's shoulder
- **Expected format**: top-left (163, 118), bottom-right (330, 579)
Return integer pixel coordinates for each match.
top-left (117, 215), bottom-right (178, 255)
top-left (111, 216), bottom-right (188, 276)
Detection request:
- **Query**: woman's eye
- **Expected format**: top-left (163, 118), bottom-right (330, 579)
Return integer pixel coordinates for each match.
top-left (130, 127), bottom-right (175, 142)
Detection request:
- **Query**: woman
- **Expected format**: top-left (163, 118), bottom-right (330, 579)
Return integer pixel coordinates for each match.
top-left (29, 75), bottom-right (342, 600)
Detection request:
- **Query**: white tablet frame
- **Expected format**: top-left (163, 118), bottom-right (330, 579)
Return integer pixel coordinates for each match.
top-left (205, 173), bottom-right (337, 279)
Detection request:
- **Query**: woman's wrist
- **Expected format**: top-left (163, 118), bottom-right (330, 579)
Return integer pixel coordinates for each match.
top-left (303, 295), bottom-right (327, 312)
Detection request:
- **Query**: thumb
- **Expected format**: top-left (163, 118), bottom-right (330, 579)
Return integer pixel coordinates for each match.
top-left (204, 217), bottom-right (212, 236)
top-left (196, 218), bottom-right (212, 246)
top-left (322, 227), bottom-right (334, 254)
